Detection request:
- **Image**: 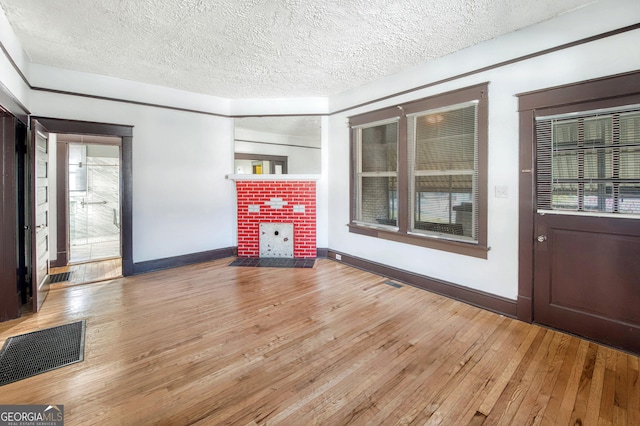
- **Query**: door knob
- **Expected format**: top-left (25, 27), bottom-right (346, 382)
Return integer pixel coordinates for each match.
top-left (537, 235), bottom-right (547, 242)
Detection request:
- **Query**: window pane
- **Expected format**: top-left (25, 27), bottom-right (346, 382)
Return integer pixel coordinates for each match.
top-left (620, 146), bottom-right (640, 178)
top-left (583, 149), bottom-right (612, 179)
top-left (583, 183), bottom-right (614, 213)
top-left (551, 183), bottom-right (579, 210)
top-left (413, 175), bottom-right (473, 238)
top-left (414, 106), bottom-right (476, 171)
top-left (538, 107), bottom-right (640, 215)
top-left (358, 177), bottom-right (398, 226)
top-left (361, 123), bottom-right (398, 173)
top-left (410, 103), bottom-right (478, 241)
top-left (620, 184), bottom-right (640, 214)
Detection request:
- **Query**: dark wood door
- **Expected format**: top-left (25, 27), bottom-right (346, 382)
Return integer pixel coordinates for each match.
top-left (533, 212), bottom-right (640, 353)
top-left (30, 119), bottom-right (51, 312)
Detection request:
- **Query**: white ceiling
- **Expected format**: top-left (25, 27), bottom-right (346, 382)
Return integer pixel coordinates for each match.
top-left (0, 0), bottom-right (596, 99)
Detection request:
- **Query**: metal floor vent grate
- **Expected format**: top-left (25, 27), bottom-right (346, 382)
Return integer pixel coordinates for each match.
top-left (0, 321), bottom-right (86, 386)
top-left (384, 280), bottom-right (403, 288)
top-left (49, 272), bottom-right (72, 283)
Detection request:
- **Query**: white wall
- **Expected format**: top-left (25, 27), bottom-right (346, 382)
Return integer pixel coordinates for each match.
top-left (0, 7), bottom-right (29, 107)
top-left (28, 89), bottom-right (236, 263)
top-left (326, 0), bottom-right (640, 300)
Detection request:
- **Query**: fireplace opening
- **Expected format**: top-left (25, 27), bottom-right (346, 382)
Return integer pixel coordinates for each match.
top-left (260, 223), bottom-right (294, 258)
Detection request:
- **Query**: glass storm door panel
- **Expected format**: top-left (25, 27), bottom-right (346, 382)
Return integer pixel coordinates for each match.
top-left (68, 143), bottom-right (121, 262)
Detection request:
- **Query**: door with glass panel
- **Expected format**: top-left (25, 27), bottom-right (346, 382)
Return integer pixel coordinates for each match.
top-left (68, 143), bottom-right (121, 262)
top-left (533, 106), bottom-right (640, 353)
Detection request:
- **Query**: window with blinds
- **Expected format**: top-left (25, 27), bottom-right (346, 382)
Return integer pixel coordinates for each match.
top-left (536, 106), bottom-right (640, 216)
top-left (408, 101), bottom-right (479, 241)
top-left (354, 119), bottom-right (399, 227)
top-left (348, 83), bottom-right (488, 257)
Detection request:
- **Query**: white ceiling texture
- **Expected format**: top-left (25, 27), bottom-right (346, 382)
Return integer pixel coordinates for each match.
top-left (0, 0), bottom-right (596, 99)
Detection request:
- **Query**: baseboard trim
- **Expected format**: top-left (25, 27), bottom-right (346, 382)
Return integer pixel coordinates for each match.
top-left (316, 248), bottom-right (329, 258)
top-left (327, 250), bottom-right (517, 318)
top-left (133, 247), bottom-right (236, 275)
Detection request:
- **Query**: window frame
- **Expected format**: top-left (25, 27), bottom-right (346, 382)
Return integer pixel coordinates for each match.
top-left (348, 83), bottom-right (489, 258)
top-left (353, 116), bottom-right (400, 230)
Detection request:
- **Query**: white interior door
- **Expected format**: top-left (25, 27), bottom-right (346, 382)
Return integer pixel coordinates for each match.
top-left (31, 119), bottom-right (50, 312)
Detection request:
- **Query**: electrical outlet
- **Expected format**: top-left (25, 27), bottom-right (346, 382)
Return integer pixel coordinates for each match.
top-left (335, 254), bottom-right (342, 261)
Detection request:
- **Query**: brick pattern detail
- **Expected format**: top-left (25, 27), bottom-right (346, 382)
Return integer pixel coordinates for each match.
top-left (236, 180), bottom-right (317, 258)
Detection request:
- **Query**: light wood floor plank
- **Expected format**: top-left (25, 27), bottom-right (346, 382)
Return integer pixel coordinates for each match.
top-left (0, 258), bottom-right (638, 425)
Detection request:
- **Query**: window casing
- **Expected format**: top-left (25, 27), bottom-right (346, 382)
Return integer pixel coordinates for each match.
top-left (349, 84), bottom-right (488, 258)
top-left (354, 118), bottom-right (399, 229)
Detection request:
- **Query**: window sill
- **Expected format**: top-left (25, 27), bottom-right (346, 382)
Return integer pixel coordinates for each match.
top-left (348, 223), bottom-right (489, 259)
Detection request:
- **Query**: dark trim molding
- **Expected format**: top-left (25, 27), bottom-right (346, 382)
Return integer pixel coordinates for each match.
top-left (31, 117), bottom-right (135, 276)
top-left (0, 114), bottom-right (20, 321)
top-left (327, 250), bottom-right (516, 318)
top-left (1, 24), bottom-right (638, 118)
top-left (235, 139), bottom-right (321, 150)
top-left (51, 141), bottom-right (69, 268)
top-left (0, 42), bottom-right (30, 88)
top-left (133, 247), bottom-right (236, 275)
top-left (0, 80), bottom-right (29, 124)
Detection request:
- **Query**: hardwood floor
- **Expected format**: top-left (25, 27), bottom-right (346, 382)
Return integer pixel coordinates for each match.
top-left (50, 257), bottom-right (122, 286)
top-left (0, 258), bottom-right (638, 425)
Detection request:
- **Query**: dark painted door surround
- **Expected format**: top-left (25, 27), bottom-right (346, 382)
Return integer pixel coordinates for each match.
top-left (518, 71), bottom-right (640, 355)
top-left (33, 118), bottom-right (134, 277)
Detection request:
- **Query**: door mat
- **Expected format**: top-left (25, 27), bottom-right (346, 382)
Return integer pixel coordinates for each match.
top-left (49, 272), bottom-right (72, 283)
top-left (0, 321), bottom-right (86, 386)
top-left (229, 258), bottom-right (316, 268)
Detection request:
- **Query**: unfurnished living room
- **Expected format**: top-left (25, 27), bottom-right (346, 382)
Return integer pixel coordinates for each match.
top-left (0, 0), bottom-right (639, 424)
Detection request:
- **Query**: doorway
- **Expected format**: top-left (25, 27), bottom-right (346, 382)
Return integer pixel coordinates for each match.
top-left (52, 134), bottom-right (123, 284)
top-left (67, 140), bottom-right (121, 263)
top-left (517, 71), bottom-right (640, 355)
top-left (34, 117), bottom-right (134, 284)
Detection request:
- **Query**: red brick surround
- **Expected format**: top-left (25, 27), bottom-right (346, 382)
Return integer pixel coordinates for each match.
top-left (235, 180), bottom-right (317, 258)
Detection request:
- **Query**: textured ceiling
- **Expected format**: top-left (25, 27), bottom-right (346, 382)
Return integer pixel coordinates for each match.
top-left (0, 0), bottom-right (596, 99)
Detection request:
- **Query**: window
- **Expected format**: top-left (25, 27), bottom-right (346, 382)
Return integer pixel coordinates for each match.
top-left (536, 106), bottom-right (640, 216)
top-left (349, 83), bottom-right (488, 258)
top-left (354, 119), bottom-right (399, 227)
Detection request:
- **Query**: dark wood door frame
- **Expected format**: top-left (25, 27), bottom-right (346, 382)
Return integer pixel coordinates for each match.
top-left (0, 83), bottom-right (29, 321)
top-left (0, 112), bottom-right (20, 320)
top-left (517, 70), bottom-right (640, 323)
top-left (32, 117), bottom-right (134, 276)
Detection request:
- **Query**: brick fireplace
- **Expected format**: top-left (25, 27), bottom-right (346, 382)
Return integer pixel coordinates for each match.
top-left (228, 175), bottom-right (319, 258)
